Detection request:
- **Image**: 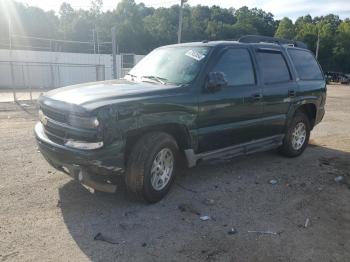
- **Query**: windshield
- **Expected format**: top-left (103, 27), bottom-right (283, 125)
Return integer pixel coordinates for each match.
top-left (126, 46), bottom-right (210, 85)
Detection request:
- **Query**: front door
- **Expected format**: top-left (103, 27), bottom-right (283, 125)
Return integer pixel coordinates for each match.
top-left (196, 47), bottom-right (263, 152)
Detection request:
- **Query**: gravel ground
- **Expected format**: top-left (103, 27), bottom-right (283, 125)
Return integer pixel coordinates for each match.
top-left (0, 85), bottom-right (349, 262)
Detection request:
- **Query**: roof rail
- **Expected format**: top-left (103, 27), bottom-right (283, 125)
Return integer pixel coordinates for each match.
top-left (238, 35), bottom-right (308, 49)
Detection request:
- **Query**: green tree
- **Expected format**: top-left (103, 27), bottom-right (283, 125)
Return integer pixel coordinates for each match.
top-left (1, 0), bottom-right (350, 72)
top-left (187, 5), bottom-right (211, 41)
top-left (334, 19), bottom-right (350, 72)
top-left (59, 2), bottom-right (75, 39)
top-left (113, 0), bottom-right (152, 53)
top-left (0, 1), bottom-right (59, 49)
top-left (235, 6), bottom-right (276, 36)
top-left (275, 17), bottom-right (295, 39)
top-left (90, 0), bottom-right (103, 16)
top-left (295, 20), bottom-right (317, 51)
top-left (143, 6), bottom-right (179, 49)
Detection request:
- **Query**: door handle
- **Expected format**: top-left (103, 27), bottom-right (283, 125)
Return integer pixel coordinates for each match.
top-left (253, 93), bottom-right (263, 101)
top-left (288, 90), bottom-right (296, 97)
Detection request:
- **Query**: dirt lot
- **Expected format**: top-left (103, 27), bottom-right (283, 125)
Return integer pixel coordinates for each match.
top-left (0, 85), bottom-right (349, 262)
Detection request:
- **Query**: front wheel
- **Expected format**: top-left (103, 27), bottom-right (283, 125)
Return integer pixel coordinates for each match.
top-left (279, 111), bottom-right (310, 157)
top-left (125, 132), bottom-right (179, 203)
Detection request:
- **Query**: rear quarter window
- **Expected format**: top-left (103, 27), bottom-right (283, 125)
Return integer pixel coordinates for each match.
top-left (288, 49), bottom-right (323, 80)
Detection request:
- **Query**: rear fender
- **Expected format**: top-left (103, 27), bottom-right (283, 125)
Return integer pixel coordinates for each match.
top-left (285, 98), bottom-right (318, 131)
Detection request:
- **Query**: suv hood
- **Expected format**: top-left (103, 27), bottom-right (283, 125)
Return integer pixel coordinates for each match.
top-left (44, 79), bottom-right (179, 108)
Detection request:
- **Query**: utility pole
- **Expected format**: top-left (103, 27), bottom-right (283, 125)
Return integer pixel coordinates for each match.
top-left (92, 29), bottom-right (96, 54)
top-left (177, 0), bottom-right (187, 43)
top-left (7, 15), bottom-right (16, 101)
top-left (315, 29), bottom-right (320, 59)
top-left (8, 15), bottom-right (12, 49)
top-left (96, 30), bottom-right (100, 54)
top-left (111, 26), bottom-right (117, 79)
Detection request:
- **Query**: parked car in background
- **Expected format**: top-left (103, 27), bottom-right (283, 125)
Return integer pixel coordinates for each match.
top-left (35, 35), bottom-right (326, 202)
top-left (340, 74), bottom-right (350, 84)
top-left (325, 71), bottom-right (350, 84)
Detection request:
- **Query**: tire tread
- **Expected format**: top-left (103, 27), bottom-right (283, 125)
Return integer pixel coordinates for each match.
top-left (125, 132), bottom-right (178, 202)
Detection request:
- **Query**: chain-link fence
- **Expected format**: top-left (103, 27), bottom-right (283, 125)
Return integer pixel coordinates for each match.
top-left (0, 49), bottom-right (145, 103)
top-left (0, 61), bottom-right (107, 103)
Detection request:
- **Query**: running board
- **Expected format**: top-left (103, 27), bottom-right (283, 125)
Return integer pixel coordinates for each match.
top-left (184, 135), bottom-right (284, 168)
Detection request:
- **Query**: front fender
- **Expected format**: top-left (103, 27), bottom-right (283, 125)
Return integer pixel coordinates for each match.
top-left (104, 92), bottom-right (198, 149)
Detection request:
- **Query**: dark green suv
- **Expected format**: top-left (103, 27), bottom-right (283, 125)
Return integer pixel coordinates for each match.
top-left (35, 35), bottom-right (326, 202)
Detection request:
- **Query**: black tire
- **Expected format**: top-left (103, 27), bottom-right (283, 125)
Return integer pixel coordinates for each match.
top-left (279, 110), bottom-right (311, 157)
top-left (125, 132), bottom-right (179, 203)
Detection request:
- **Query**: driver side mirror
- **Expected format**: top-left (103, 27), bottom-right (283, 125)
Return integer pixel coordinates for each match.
top-left (206, 72), bottom-right (228, 92)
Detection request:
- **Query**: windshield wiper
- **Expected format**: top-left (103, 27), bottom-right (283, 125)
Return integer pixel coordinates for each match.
top-left (141, 75), bottom-right (168, 85)
top-left (125, 73), bottom-right (136, 77)
top-left (124, 73), bottom-right (137, 81)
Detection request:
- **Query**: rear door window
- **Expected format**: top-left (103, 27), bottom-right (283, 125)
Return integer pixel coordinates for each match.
top-left (288, 49), bottom-right (323, 80)
top-left (256, 50), bottom-right (291, 84)
top-left (212, 48), bottom-right (255, 86)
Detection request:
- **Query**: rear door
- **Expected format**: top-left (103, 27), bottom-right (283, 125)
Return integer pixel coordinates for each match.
top-left (196, 47), bottom-right (263, 152)
top-left (255, 48), bottom-right (298, 137)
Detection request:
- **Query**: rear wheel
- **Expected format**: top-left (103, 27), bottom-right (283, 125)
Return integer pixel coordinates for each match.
top-left (279, 111), bottom-right (310, 157)
top-left (125, 132), bottom-right (179, 203)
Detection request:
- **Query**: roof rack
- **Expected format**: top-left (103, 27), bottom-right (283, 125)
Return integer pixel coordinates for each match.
top-left (238, 35), bottom-right (308, 49)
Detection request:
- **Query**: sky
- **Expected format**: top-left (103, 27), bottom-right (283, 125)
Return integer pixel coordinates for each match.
top-left (14, 0), bottom-right (350, 20)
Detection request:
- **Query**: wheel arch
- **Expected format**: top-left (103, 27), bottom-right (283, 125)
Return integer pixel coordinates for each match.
top-left (297, 103), bottom-right (317, 129)
top-left (124, 123), bottom-right (192, 164)
top-left (288, 102), bottom-right (317, 130)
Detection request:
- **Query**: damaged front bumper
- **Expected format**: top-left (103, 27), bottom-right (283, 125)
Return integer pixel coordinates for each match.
top-left (34, 122), bottom-right (125, 193)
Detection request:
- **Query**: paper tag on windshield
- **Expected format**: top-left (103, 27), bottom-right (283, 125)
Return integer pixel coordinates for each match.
top-left (185, 50), bottom-right (206, 61)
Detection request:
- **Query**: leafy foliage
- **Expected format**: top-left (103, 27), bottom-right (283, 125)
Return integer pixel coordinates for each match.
top-left (1, 0), bottom-right (350, 72)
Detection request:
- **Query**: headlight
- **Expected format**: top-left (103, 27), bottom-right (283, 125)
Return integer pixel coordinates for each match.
top-left (64, 139), bottom-right (103, 150)
top-left (68, 115), bottom-right (99, 129)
